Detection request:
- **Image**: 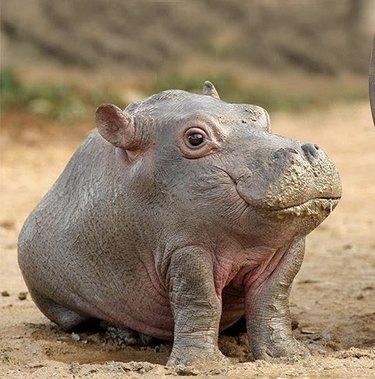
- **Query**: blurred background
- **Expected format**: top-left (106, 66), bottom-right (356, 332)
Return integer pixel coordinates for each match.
top-left (0, 0), bottom-right (374, 120)
top-left (1, 2), bottom-right (375, 376)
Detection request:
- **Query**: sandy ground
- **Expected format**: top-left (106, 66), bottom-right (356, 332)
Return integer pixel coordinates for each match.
top-left (0, 103), bottom-right (374, 378)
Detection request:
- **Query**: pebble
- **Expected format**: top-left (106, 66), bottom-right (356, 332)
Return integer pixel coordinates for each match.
top-left (299, 327), bottom-right (320, 335)
top-left (18, 292), bottom-right (28, 300)
top-left (175, 365), bottom-right (199, 376)
top-left (71, 332), bottom-right (80, 341)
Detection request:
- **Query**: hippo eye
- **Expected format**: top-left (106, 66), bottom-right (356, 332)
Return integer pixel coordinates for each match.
top-left (187, 133), bottom-right (204, 147)
top-left (184, 127), bottom-right (208, 150)
top-left (180, 126), bottom-right (217, 158)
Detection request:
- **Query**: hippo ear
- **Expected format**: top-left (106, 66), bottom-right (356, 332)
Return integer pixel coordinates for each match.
top-left (96, 104), bottom-right (136, 149)
top-left (202, 81), bottom-right (220, 99)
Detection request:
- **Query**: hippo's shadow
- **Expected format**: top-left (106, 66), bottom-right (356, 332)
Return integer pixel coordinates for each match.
top-left (28, 317), bottom-right (251, 365)
top-left (29, 320), bottom-right (170, 365)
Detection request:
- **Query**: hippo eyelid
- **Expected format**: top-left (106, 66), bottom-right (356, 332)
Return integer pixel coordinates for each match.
top-left (183, 127), bottom-right (209, 149)
top-left (181, 113), bottom-right (225, 142)
top-left (178, 120), bottom-right (220, 158)
top-left (181, 123), bottom-right (213, 144)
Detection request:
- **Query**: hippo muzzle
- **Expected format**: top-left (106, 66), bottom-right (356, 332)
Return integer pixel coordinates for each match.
top-left (227, 134), bottom-right (341, 233)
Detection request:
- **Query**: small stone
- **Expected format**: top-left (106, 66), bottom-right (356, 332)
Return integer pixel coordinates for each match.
top-left (57, 336), bottom-right (69, 341)
top-left (298, 279), bottom-right (320, 284)
top-left (86, 333), bottom-right (102, 344)
top-left (71, 332), bottom-right (80, 341)
top-left (119, 362), bottom-right (155, 373)
top-left (18, 292), bottom-right (28, 300)
top-left (356, 294), bottom-right (364, 300)
top-left (209, 368), bottom-right (226, 375)
top-left (155, 343), bottom-right (171, 353)
top-left (299, 326), bottom-right (319, 334)
top-left (325, 340), bottom-right (341, 351)
top-left (1, 291), bottom-right (10, 297)
top-left (0, 220), bottom-right (15, 230)
top-left (175, 365), bottom-right (199, 376)
top-left (362, 286), bottom-right (373, 291)
top-left (291, 319), bottom-right (299, 330)
top-left (69, 362), bottom-right (80, 374)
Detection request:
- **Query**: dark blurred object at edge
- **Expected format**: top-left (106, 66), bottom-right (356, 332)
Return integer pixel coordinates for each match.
top-left (370, 36), bottom-right (375, 126)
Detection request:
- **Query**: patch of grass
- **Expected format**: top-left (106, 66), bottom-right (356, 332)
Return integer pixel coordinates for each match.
top-left (1, 68), bottom-right (368, 121)
top-left (151, 72), bottom-right (234, 95)
top-left (151, 72), bottom-right (368, 113)
top-left (0, 67), bottom-right (122, 121)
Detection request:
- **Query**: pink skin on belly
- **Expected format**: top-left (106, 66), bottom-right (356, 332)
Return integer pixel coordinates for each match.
top-left (215, 244), bottom-right (291, 330)
top-left (99, 244), bottom-right (289, 340)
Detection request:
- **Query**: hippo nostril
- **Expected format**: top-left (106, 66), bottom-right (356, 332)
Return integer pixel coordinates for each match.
top-left (273, 147), bottom-right (299, 160)
top-left (285, 148), bottom-right (299, 155)
top-left (301, 143), bottom-right (319, 162)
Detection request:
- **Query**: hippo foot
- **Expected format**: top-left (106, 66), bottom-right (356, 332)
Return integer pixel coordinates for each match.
top-left (167, 346), bottom-right (228, 366)
top-left (253, 337), bottom-right (310, 361)
top-left (101, 322), bottom-right (155, 346)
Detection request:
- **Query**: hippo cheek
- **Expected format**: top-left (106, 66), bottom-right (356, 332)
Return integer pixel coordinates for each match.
top-left (234, 171), bottom-right (278, 208)
top-left (225, 160), bottom-right (288, 209)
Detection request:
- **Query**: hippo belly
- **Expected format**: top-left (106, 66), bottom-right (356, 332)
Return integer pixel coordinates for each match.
top-left (87, 280), bottom-right (175, 340)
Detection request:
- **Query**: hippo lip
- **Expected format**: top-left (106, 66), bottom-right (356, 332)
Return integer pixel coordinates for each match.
top-left (270, 197), bottom-right (341, 216)
top-left (216, 166), bottom-right (341, 216)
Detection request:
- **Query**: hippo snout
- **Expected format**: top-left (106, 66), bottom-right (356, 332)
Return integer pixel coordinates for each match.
top-left (264, 142), bottom-right (342, 218)
top-left (235, 140), bottom-right (341, 220)
top-left (274, 143), bottom-right (321, 165)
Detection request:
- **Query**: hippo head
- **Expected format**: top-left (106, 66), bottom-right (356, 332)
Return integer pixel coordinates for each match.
top-left (96, 82), bottom-right (341, 247)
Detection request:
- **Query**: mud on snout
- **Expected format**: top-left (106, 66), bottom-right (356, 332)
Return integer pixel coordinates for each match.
top-left (236, 141), bottom-right (342, 226)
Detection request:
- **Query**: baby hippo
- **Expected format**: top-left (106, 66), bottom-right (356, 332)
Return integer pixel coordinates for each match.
top-left (18, 82), bottom-right (341, 365)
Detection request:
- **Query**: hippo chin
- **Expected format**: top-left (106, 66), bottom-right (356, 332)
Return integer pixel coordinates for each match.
top-left (18, 81), bottom-right (341, 365)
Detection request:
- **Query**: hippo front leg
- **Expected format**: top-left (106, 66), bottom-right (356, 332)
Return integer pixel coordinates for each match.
top-left (167, 246), bottom-right (226, 366)
top-left (245, 237), bottom-right (310, 360)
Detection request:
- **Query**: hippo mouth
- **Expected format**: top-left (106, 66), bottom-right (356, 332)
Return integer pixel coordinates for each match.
top-left (270, 197), bottom-right (340, 217)
top-left (215, 166), bottom-right (341, 218)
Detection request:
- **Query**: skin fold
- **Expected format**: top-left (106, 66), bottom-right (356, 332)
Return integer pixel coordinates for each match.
top-left (18, 82), bottom-right (341, 365)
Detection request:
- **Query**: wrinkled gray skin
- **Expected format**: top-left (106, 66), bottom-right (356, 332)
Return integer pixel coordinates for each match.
top-left (18, 82), bottom-right (341, 365)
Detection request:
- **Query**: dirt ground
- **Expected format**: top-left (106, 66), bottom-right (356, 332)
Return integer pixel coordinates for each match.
top-left (0, 102), bottom-right (374, 378)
